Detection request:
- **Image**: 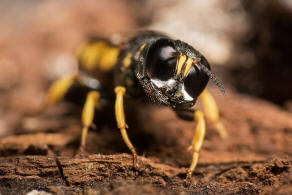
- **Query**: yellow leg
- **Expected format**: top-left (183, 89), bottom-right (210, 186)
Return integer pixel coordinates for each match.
top-left (185, 110), bottom-right (206, 183)
top-left (80, 91), bottom-right (100, 152)
top-left (199, 90), bottom-right (228, 139)
top-left (47, 73), bottom-right (102, 152)
top-left (46, 73), bottom-right (78, 105)
top-left (114, 86), bottom-right (138, 167)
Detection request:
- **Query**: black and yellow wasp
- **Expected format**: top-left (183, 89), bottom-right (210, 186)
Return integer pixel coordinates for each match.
top-left (46, 31), bottom-right (226, 183)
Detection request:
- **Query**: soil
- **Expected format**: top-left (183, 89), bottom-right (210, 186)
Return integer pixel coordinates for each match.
top-left (0, 1), bottom-right (291, 194)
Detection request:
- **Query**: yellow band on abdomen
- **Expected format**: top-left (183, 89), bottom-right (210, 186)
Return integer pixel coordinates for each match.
top-left (77, 41), bottom-right (120, 72)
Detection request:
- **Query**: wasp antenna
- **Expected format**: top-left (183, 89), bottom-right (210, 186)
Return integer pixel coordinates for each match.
top-left (200, 65), bottom-right (225, 95)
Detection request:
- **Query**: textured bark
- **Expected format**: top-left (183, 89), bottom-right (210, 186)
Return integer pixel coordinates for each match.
top-left (0, 154), bottom-right (291, 194)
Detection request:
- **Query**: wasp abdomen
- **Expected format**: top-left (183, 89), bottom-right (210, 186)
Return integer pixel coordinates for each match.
top-left (77, 39), bottom-right (120, 74)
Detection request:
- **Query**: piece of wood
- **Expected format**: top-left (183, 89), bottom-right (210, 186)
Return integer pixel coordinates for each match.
top-left (0, 154), bottom-right (291, 194)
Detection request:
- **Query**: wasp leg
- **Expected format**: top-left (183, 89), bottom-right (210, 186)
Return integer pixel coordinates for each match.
top-left (46, 73), bottom-right (79, 105)
top-left (79, 91), bottom-right (101, 153)
top-left (114, 86), bottom-right (138, 167)
top-left (199, 90), bottom-right (228, 139)
top-left (46, 73), bottom-right (103, 153)
top-left (185, 110), bottom-right (206, 184)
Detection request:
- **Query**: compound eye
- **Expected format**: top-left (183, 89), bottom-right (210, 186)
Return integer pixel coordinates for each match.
top-left (146, 40), bottom-right (176, 81)
top-left (184, 58), bottom-right (210, 98)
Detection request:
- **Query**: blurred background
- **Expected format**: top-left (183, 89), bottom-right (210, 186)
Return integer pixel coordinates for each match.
top-left (0, 0), bottom-right (292, 137)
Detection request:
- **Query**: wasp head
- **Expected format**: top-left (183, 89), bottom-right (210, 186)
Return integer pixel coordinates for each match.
top-left (137, 38), bottom-right (221, 109)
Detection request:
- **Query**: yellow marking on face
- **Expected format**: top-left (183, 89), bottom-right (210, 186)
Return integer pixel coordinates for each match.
top-left (122, 53), bottom-right (132, 68)
top-left (134, 43), bottom-right (147, 61)
top-left (183, 58), bottom-right (194, 78)
top-left (77, 41), bottom-right (119, 72)
top-left (140, 43), bottom-right (146, 51)
top-left (176, 54), bottom-right (187, 76)
top-left (183, 58), bottom-right (200, 78)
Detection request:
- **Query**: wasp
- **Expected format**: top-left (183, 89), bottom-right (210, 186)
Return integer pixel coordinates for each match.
top-left (46, 31), bottom-right (226, 183)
